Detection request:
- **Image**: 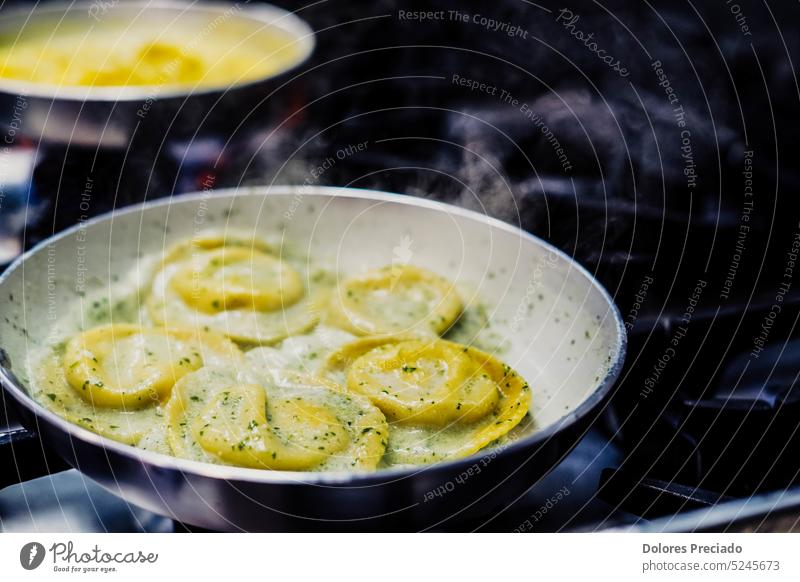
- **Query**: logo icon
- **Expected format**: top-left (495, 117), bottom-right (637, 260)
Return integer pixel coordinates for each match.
top-left (20, 542), bottom-right (46, 570)
top-left (392, 234), bottom-right (414, 267)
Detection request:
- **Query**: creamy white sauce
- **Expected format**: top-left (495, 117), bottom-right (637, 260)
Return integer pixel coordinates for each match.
top-left (28, 235), bottom-right (528, 471)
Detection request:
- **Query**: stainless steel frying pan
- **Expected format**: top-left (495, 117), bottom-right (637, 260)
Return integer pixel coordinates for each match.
top-left (0, 1), bottom-right (314, 147)
top-left (0, 187), bottom-right (626, 531)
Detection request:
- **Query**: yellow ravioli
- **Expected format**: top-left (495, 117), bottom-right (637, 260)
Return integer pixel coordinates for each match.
top-left (321, 334), bottom-right (417, 384)
top-left (327, 265), bottom-right (463, 336)
top-left (32, 349), bottom-right (162, 446)
top-left (162, 231), bottom-right (275, 260)
top-left (166, 366), bottom-right (388, 471)
top-left (30, 231), bottom-right (526, 472)
top-left (170, 247), bottom-right (304, 313)
top-left (323, 337), bottom-right (531, 465)
top-left (63, 323), bottom-right (242, 409)
top-left (0, 22), bottom-right (305, 89)
top-left (147, 233), bottom-right (322, 344)
top-left (30, 324), bottom-right (241, 448)
top-left (347, 339), bottom-right (499, 425)
top-left (193, 383), bottom-right (348, 470)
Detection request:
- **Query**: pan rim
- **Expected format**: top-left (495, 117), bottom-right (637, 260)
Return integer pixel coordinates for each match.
top-left (0, 185), bottom-right (627, 486)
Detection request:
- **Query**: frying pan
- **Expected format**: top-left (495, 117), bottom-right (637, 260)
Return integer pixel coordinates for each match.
top-left (0, 1), bottom-right (315, 147)
top-left (0, 187), bottom-right (626, 531)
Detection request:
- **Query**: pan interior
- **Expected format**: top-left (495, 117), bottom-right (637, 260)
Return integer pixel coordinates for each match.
top-left (0, 187), bottom-right (623, 468)
top-left (0, 1), bottom-right (314, 97)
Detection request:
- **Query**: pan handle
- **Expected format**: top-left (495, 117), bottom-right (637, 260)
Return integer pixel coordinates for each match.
top-left (0, 146), bottom-right (37, 267)
top-left (0, 347), bottom-right (69, 488)
top-left (0, 421), bottom-right (69, 489)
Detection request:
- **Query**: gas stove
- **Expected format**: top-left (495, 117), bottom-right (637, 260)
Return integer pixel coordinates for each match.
top-left (1, 0), bottom-right (799, 532)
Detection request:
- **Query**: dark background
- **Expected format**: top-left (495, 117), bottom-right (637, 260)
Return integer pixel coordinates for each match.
top-left (1, 0), bottom-right (799, 530)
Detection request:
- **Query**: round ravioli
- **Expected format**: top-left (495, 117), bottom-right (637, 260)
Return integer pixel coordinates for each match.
top-left (347, 339), bottom-right (500, 425)
top-left (147, 233), bottom-right (322, 344)
top-left (170, 247), bottom-right (304, 314)
top-left (323, 337), bottom-right (530, 465)
top-left (326, 265), bottom-right (463, 337)
top-left (160, 231), bottom-right (277, 264)
top-left (322, 334), bottom-right (416, 382)
top-left (165, 366), bottom-right (388, 471)
top-left (29, 324), bottom-right (242, 447)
